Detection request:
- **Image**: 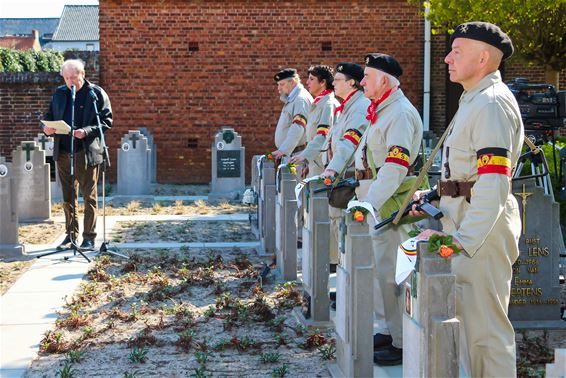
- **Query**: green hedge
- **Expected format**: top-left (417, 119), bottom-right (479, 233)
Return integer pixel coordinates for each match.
top-left (0, 48), bottom-right (64, 72)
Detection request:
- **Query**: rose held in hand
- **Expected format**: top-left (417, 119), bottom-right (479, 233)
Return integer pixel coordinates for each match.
top-left (439, 245), bottom-right (454, 258)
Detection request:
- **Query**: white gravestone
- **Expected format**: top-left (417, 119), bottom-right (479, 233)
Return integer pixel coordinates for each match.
top-left (139, 127), bottom-right (157, 183)
top-left (402, 242), bottom-right (459, 377)
top-left (328, 214), bottom-right (373, 378)
top-left (0, 157), bottom-right (25, 257)
top-left (294, 179), bottom-right (331, 328)
top-left (13, 141), bottom-right (51, 222)
top-left (116, 130), bottom-right (151, 196)
top-left (210, 127), bottom-right (245, 200)
top-left (34, 133), bottom-right (62, 202)
top-left (258, 158), bottom-right (276, 256)
top-left (275, 165), bottom-right (298, 281)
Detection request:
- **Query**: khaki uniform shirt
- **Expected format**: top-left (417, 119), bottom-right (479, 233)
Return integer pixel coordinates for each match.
top-left (326, 90), bottom-right (371, 173)
top-left (301, 93), bottom-right (339, 169)
top-left (355, 89), bottom-right (423, 212)
top-left (439, 71), bottom-right (524, 257)
top-left (274, 83), bottom-right (313, 156)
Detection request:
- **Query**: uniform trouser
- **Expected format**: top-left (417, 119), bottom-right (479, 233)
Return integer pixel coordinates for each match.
top-left (369, 218), bottom-right (411, 348)
top-left (57, 150), bottom-right (100, 241)
top-left (451, 199), bottom-right (520, 377)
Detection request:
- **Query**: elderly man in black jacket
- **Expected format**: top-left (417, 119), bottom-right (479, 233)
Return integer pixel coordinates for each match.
top-left (42, 59), bottom-right (112, 250)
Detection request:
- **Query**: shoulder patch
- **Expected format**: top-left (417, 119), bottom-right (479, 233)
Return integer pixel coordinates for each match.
top-left (477, 147), bottom-right (511, 176)
top-left (385, 145), bottom-right (410, 168)
top-left (342, 128), bottom-right (363, 146)
top-left (316, 124), bottom-right (330, 137)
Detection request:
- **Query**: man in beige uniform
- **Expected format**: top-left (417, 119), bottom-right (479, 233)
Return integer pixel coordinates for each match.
top-left (320, 62), bottom-right (369, 269)
top-left (272, 68), bottom-right (313, 160)
top-left (290, 65), bottom-right (339, 177)
top-left (354, 53), bottom-right (423, 365)
top-left (412, 23), bottom-right (523, 376)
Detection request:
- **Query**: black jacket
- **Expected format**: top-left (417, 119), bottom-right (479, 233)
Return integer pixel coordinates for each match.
top-left (42, 79), bottom-right (112, 166)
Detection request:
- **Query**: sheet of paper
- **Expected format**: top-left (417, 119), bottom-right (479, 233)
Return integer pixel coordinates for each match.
top-left (41, 120), bottom-right (71, 135)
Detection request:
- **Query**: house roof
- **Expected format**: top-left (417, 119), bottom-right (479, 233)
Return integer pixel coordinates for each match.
top-left (52, 5), bottom-right (99, 41)
top-left (0, 18), bottom-right (59, 38)
top-left (0, 35), bottom-right (40, 51)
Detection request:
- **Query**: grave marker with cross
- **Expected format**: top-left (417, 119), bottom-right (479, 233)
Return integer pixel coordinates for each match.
top-left (116, 130), bottom-right (151, 196)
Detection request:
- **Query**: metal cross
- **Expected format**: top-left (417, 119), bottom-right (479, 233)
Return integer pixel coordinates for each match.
top-left (21, 142), bottom-right (35, 162)
top-left (130, 133), bottom-right (140, 149)
top-left (514, 184), bottom-right (533, 235)
top-left (37, 135), bottom-right (49, 151)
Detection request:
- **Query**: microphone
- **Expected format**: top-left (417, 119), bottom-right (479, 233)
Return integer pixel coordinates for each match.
top-left (70, 85), bottom-right (76, 101)
top-left (89, 89), bottom-right (98, 102)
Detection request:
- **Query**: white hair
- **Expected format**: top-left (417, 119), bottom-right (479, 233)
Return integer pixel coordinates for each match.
top-left (60, 59), bottom-right (85, 76)
top-left (384, 71), bottom-right (400, 87)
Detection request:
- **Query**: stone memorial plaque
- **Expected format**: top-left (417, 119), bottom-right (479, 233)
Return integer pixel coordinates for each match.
top-left (335, 267), bottom-right (348, 341)
top-left (509, 179), bottom-right (564, 324)
top-left (217, 150), bottom-right (241, 178)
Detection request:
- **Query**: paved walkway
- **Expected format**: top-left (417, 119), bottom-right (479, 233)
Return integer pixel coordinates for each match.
top-left (0, 211), bottom-right (402, 377)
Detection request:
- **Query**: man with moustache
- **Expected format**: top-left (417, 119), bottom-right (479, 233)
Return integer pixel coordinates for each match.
top-left (411, 22), bottom-right (523, 377)
top-left (356, 53), bottom-right (423, 365)
top-left (272, 68), bottom-right (313, 160)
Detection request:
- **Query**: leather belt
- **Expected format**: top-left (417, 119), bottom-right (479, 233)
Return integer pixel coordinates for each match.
top-left (438, 180), bottom-right (475, 202)
top-left (355, 168), bottom-right (374, 180)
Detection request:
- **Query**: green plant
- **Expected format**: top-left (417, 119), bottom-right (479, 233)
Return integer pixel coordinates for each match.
top-left (128, 346), bottom-right (148, 363)
top-left (204, 305), bottom-right (216, 318)
top-left (176, 329), bottom-right (196, 352)
top-left (123, 371), bottom-right (139, 378)
top-left (261, 351), bottom-right (281, 363)
top-left (239, 336), bottom-right (257, 350)
top-left (195, 350), bottom-right (210, 365)
top-left (271, 364), bottom-right (289, 377)
top-left (81, 326), bottom-right (95, 339)
top-left (40, 330), bottom-right (67, 354)
top-left (66, 350), bottom-right (83, 363)
top-left (212, 338), bottom-right (230, 351)
top-left (57, 361), bottom-right (76, 378)
top-left (191, 367), bottom-right (211, 378)
top-left (303, 329), bottom-right (327, 349)
top-left (319, 343), bottom-right (336, 360)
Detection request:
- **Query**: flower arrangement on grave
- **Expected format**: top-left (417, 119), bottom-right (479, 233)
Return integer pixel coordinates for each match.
top-left (287, 163), bottom-right (297, 175)
top-left (427, 234), bottom-right (461, 260)
top-left (321, 176), bottom-right (334, 186)
top-left (264, 151), bottom-right (274, 161)
top-left (351, 207), bottom-right (369, 223)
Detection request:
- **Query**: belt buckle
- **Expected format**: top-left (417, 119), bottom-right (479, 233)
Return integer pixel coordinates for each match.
top-left (450, 180), bottom-right (460, 198)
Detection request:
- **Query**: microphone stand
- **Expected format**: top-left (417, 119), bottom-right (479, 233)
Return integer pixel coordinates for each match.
top-left (90, 89), bottom-right (129, 259)
top-left (38, 85), bottom-right (91, 262)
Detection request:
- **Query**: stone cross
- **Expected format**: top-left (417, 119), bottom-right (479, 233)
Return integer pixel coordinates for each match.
top-left (275, 165), bottom-right (298, 281)
top-left (294, 179), bottom-right (331, 327)
top-left (0, 156), bottom-right (25, 258)
top-left (116, 130), bottom-right (151, 196)
top-left (402, 242), bottom-right (459, 377)
top-left (12, 141), bottom-right (51, 222)
top-left (209, 127), bottom-right (246, 200)
top-left (328, 214), bottom-right (374, 377)
top-left (258, 157), bottom-right (276, 256)
top-left (36, 134), bottom-right (50, 151)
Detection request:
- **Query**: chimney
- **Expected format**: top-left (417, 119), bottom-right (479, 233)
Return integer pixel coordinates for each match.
top-left (31, 29), bottom-right (41, 51)
top-left (32, 30), bottom-right (39, 40)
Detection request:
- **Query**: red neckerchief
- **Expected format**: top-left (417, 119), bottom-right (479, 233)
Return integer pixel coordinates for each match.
top-left (334, 90), bottom-right (358, 115)
top-left (366, 86), bottom-right (397, 125)
top-left (313, 89), bottom-right (333, 104)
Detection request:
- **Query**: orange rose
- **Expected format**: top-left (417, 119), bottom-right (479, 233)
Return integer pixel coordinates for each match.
top-left (323, 177), bottom-right (332, 186)
top-left (267, 153), bottom-right (273, 160)
top-left (439, 245), bottom-right (454, 258)
top-left (353, 210), bottom-right (365, 223)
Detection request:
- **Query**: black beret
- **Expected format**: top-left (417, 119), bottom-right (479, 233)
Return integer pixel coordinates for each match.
top-left (449, 22), bottom-right (514, 60)
top-left (274, 68), bottom-right (297, 82)
top-left (364, 53), bottom-right (403, 78)
top-left (335, 62), bottom-right (364, 83)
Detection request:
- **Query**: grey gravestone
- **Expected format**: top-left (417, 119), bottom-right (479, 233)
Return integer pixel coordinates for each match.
top-left (210, 127), bottom-right (245, 200)
top-left (249, 155), bottom-right (262, 239)
top-left (34, 133), bottom-right (62, 202)
top-left (294, 179), bottom-right (331, 327)
top-left (328, 214), bottom-right (373, 378)
top-left (546, 349), bottom-right (566, 377)
top-left (116, 130), bottom-right (151, 196)
top-left (139, 127), bottom-right (157, 183)
top-left (403, 242), bottom-right (459, 377)
top-left (0, 157), bottom-right (25, 257)
top-left (13, 141), bottom-right (51, 222)
top-left (275, 165), bottom-right (298, 281)
top-left (509, 178), bottom-right (565, 328)
top-left (258, 157), bottom-right (276, 256)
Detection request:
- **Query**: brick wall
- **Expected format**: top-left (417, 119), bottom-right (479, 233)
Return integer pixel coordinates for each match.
top-left (99, 0), bottom-right (424, 183)
top-left (0, 51), bottom-right (100, 161)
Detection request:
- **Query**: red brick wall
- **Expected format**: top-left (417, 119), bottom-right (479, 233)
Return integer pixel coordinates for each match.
top-left (99, 0), bottom-right (424, 183)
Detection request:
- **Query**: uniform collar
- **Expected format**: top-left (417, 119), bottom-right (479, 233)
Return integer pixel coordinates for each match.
top-left (376, 87), bottom-right (404, 112)
top-left (343, 90), bottom-right (365, 114)
top-left (280, 83), bottom-right (303, 103)
top-left (460, 70), bottom-right (501, 104)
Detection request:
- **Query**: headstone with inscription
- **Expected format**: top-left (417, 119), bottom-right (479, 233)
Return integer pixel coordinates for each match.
top-left (294, 179), bottom-right (331, 327)
top-left (328, 214), bottom-right (373, 378)
top-left (275, 164), bottom-right (298, 281)
top-left (210, 127), bottom-right (245, 200)
top-left (33, 133), bottom-right (62, 202)
top-left (402, 242), bottom-right (459, 377)
top-left (249, 155), bottom-right (262, 239)
top-left (0, 157), bottom-right (25, 257)
top-left (258, 157), bottom-right (276, 256)
top-left (509, 178), bottom-right (565, 327)
top-left (139, 127), bottom-right (157, 183)
top-left (116, 130), bottom-right (151, 196)
top-left (13, 141), bottom-right (51, 222)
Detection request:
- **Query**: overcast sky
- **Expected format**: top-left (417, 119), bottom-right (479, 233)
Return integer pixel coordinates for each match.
top-left (1, 0), bottom-right (98, 18)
